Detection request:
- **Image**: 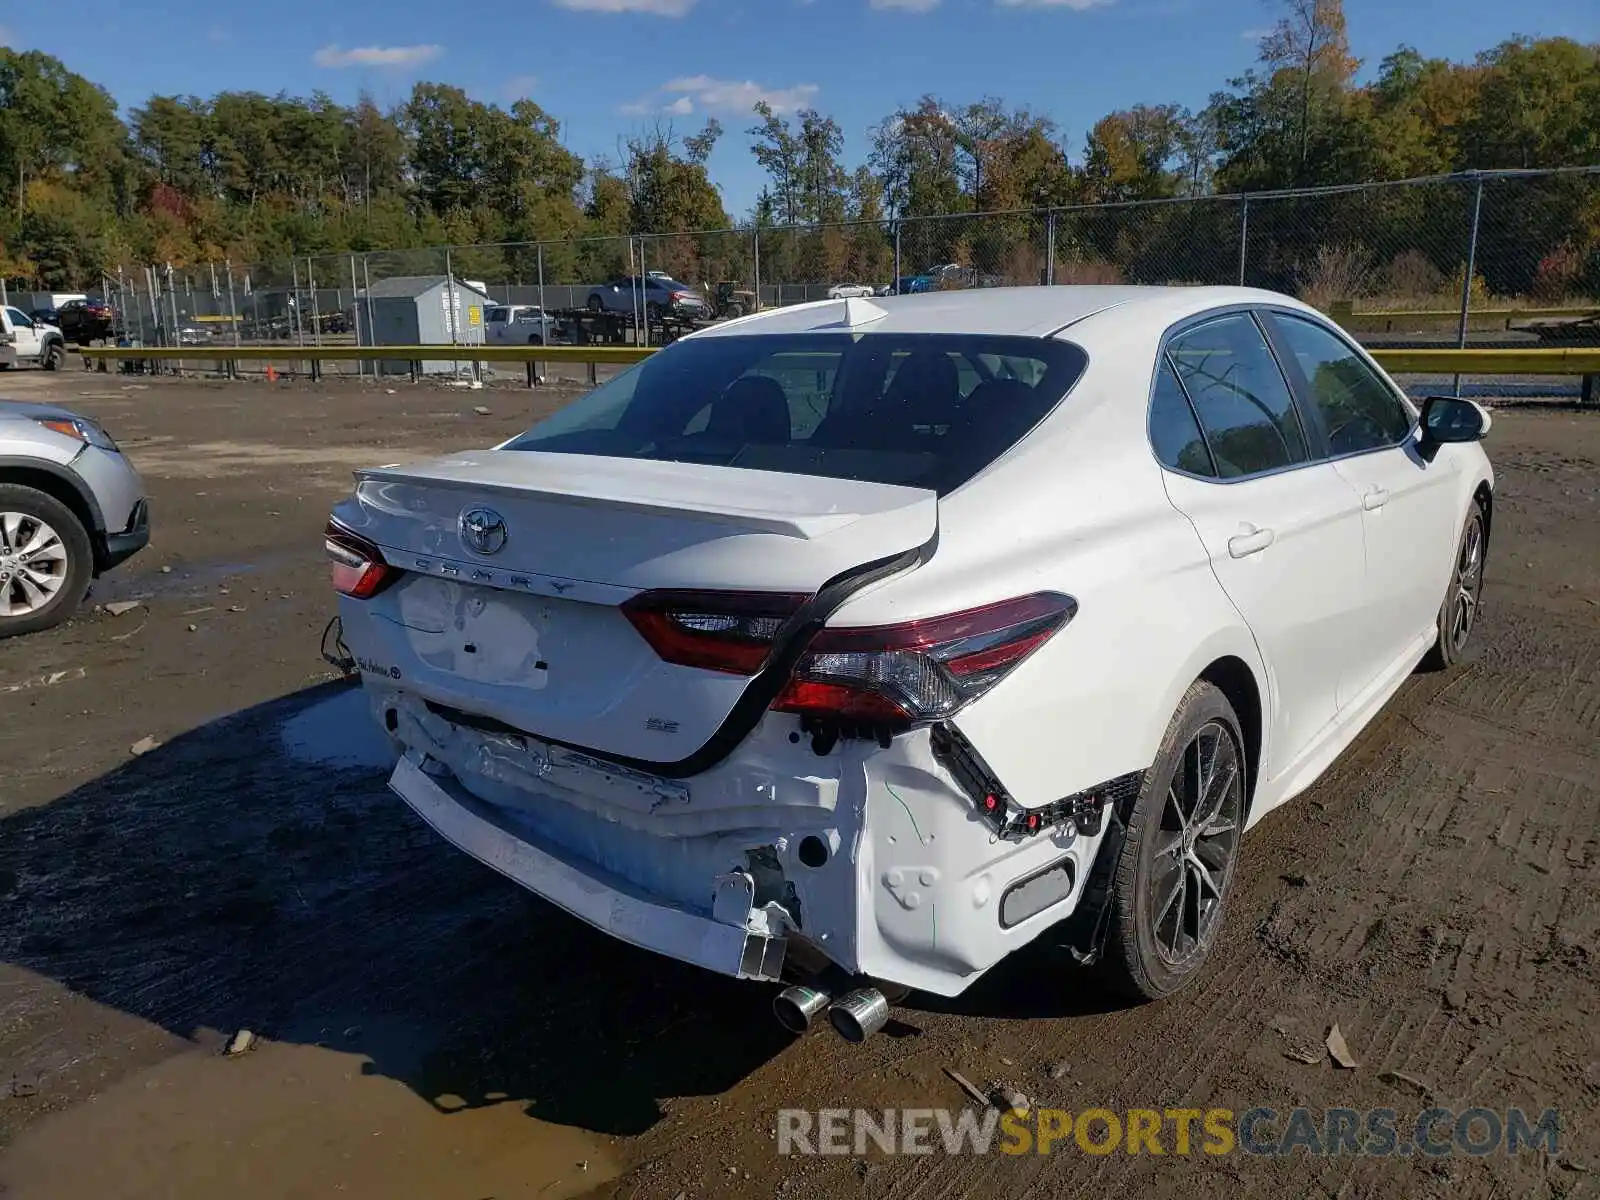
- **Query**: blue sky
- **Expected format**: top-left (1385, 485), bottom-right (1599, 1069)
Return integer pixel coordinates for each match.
top-left (3, 0), bottom-right (1596, 216)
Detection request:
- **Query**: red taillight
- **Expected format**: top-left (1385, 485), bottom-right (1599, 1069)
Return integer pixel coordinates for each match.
top-left (622, 589), bottom-right (810, 675)
top-left (771, 592), bottom-right (1076, 728)
top-left (325, 521), bottom-right (396, 599)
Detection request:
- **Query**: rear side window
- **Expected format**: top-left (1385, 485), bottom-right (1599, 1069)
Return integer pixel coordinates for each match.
top-left (1149, 356), bottom-right (1217, 477)
top-left (506, 333), bottom-right (1088, 495)
top-left (1268, 313), bottom-right (1414, 456)
top-left (1169, 314), bottom-right (1308, 479)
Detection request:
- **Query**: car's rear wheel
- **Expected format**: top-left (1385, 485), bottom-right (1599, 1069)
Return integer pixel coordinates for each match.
top-left (527, 334), bottom-right (544, 346)
top-left (1420, 503), bottom-right (1486, 672)
top-left (586, 295), bottom-right (604, 314)
top-left (0, 485), bottom-right (93, 638)
top-left (1099, 681), bottom-right (1246, 1002)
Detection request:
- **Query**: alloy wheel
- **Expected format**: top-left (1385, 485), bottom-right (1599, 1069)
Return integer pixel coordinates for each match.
top-left (1449, 513), bottom-right (1484, 653)
top-left (0, 511), bottom-right (70, 616)
top-left (1148, 720), bottom-right (1243, 967)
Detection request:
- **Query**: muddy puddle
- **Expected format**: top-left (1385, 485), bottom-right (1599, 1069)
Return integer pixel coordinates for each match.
top-left (0, 1028), bottom-right (621, 1200)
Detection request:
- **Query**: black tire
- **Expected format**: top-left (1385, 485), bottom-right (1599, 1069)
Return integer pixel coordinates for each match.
top-left (1419, 502), bottom-right (1487, 672)
top-left (527, 334), bottom-right (544, 346)
top-left (586, 295), bottom-right (604, 314)
top-left (41, 341), bottom-right (65, 371)
top-left (0, 484), bottom-right (93, 638)
top-left (1098, 680), bottom-right (1247, 1002)
top-left (646, 302), bottom-right (663, 323)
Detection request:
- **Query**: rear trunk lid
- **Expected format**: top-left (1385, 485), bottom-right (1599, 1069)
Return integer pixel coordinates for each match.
top-left (334, 450), bottom-right (936, 764)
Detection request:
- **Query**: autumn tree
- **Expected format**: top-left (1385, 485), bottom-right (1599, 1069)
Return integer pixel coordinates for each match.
top-left (1259, 0), bottom-right (1359, 175)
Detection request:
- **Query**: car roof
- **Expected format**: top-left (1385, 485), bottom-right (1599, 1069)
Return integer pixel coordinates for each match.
top-left (688, 285), bottom-right (1321, 341)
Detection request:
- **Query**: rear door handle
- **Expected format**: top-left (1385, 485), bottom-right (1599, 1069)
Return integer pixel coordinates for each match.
top-left (1363, 486), bottom-right (1390, 511)
top-left (1227, 526), bottom-right (1275, 559)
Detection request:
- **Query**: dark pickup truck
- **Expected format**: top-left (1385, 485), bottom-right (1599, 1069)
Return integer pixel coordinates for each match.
top-left (54, 298), bottom-right (117, 345)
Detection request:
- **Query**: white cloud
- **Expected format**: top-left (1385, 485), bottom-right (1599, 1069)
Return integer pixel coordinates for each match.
top-left (624, 75), bottom-right (820, 117)
top-left (870, 0), bottom-right (941, 11)
top-left (553, 0), bottom-right (696, 14)
top-left (502, 74), bottom-right (539, 100)
top-left (0, 23), bottom-right (16, 46)
top-left (995, 0), bottom-right (1111, 8)
top-left (312, 43), bottom-right (444, 68)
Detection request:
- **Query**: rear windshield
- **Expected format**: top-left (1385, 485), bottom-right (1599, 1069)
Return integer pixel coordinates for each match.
top-left (504, 333), bottom-right (1087, 495)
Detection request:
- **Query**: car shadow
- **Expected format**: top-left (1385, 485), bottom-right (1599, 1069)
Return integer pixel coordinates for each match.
top-left (0, 680), bottom-right (788, 1138)
top-left (1, 681), bottom-right (1133, 1138)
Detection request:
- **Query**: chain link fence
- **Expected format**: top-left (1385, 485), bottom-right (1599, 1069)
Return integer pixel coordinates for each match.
top-left (80, 167), bottom-right (1598, 391)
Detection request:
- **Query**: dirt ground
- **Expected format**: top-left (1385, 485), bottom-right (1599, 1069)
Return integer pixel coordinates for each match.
top-left (0, 368), bottom-right (1596, 1200)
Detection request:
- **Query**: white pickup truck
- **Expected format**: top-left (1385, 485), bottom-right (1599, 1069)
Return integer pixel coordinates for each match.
top-left (484, 304), bottom-right (559, 346)
top-left (0, 306), bottom-right (67, 371)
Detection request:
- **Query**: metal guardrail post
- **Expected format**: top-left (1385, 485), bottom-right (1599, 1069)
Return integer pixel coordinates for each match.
top-left (1455, 174), bottom-right (1485, 397)
top-left (361, 255), bottom-right (376, 369)
top-left (310, 257), bottom-right (323, 369)
top-left (535, 243), bottom-right (546, 387)
top-left (1045, 211), bottom-right (1056, 286)
top-left (893, 224), bottom-right (902, 295)
top-left (1238, 198), bottom-right (1250, 287)
top-left (350, 254), bottom-right (363, 380)
top-left (224, 258), bottom-right (240, 378)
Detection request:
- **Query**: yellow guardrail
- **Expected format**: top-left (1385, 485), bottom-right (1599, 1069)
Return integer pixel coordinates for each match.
top-left (1329, 301), bottom-right (1597, 328)
top-left (1368, 347), bottom-right (1600, 375)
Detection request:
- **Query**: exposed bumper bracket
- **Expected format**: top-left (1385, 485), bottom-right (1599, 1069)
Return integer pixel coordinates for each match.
top-left (389, 752), bottom-right (787, 982)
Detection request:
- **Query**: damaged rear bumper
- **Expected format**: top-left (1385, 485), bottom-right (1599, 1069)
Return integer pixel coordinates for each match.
top-left (370, 682), bottom-right (1139, 997)
top-left (391, 752), bottom-right (789, 981)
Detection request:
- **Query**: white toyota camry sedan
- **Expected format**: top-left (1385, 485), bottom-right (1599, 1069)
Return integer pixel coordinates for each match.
top-left (326, 286), bottom-right (1493, 1040)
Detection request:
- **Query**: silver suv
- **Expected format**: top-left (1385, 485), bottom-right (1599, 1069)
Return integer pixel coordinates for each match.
top-left (0, 399), bottom-right (149, 637)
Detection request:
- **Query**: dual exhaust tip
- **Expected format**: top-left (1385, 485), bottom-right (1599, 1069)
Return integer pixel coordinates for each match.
top-left (774, 984), bottom-right (891, 1043)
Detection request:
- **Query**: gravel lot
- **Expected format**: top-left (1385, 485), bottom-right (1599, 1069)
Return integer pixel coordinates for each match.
top-left (0, 369), bottom-right (1596, 1200)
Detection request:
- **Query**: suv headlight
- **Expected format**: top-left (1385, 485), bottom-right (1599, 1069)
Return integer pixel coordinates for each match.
top-left (34, 417), bottom-right (120, 452)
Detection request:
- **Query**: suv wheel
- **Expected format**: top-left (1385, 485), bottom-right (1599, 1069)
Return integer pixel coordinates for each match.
top-left (0, 485), bottom-right (93, 637)
top-left (41, 342), bottom-right (65, 371)
top-left (1099, 681), bottom-right (1246, 1001)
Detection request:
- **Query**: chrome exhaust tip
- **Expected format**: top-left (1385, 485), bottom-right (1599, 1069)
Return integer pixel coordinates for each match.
top-left (828, 987), bottom-right (890, 1044)
top-left (774, 985), bottom-right (831, 1034)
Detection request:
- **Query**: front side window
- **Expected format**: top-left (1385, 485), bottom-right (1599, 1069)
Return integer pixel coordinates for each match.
top-left (1268, 313), bottom-right (1415, 456)
top-left (505, 333), bottom-right (1088, 495)
top-left (6, 308), bottom-right (34, 330)
top-left (1169, 313), bottom-right (1309, 479)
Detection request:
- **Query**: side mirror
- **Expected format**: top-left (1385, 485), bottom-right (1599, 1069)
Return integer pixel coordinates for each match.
top-left (1418, 396), bottom-right (1491, 462)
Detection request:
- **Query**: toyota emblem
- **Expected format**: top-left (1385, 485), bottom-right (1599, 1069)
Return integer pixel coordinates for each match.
top-left (460, 507), bottom-right (508, 556)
